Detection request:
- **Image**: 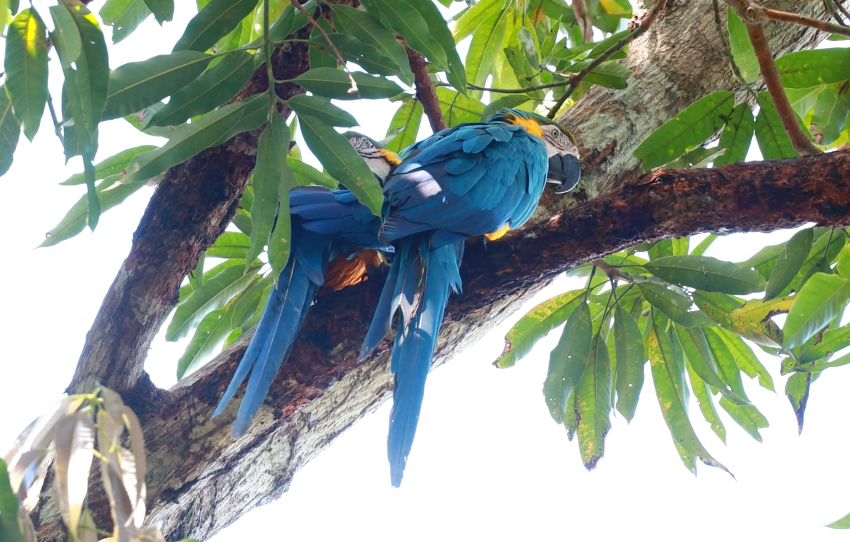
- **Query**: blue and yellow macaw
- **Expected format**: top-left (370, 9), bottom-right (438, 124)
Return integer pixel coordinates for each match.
top-left (214, 134), bottom-right (400, 436)
top-left (359, 109), bottom-right (581, 487)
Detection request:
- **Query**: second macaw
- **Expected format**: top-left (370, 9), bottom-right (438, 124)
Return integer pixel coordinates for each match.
top-left (360, 109), bottom-right (581, 486)
top-left (214, 134), bottom-right (400, 436)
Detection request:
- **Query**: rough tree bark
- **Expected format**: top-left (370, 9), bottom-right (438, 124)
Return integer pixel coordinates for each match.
top-left (30, 1), bottom-right (848, 540)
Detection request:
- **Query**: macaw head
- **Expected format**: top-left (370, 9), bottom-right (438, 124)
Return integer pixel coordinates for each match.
top-left (488, 108), bottom-right (581, 194)
top-left (344, 131), bottom-right (402, 186)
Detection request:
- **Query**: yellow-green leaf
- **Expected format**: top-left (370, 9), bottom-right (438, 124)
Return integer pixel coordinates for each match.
top-left (5, 9), bottom-right (48, 141)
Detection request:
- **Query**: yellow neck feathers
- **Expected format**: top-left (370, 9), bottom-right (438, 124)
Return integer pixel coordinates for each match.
top-left (379, 148), bottom-right (402, 165)
top-left (505, 114), bottom-right (543, 138)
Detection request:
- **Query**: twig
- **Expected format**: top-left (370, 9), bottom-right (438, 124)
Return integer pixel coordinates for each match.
top-left (46, 91), bottom-right (64, 145)
top-left (572, 0), bottom-right (593, 43)
top-left (289, 0), bottom-right (358, 95)
top-left (405, 45), bottom-right (447, 132)
top-left (548, 0), bottom-right (674, 118)
top-left (592, 259), bottom-right (621, 281)
top-left (832, 0), bottom-right (850, 24)
top-left (468, 81), bottom-right (571, 94)
top-left (762, 7), bottom-right (850, 37)
top-left (726, 0), bottom-right (820, 155)
top-left (712, 0), bottom-right (756, 96)
top-left (823, 0), bottom-right (848, 26)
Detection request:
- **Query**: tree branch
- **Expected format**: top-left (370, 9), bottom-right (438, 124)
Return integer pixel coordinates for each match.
top-left (572, 0), bottom-right (593, 43)
top-left (405, 45), bottom-right (447, 132)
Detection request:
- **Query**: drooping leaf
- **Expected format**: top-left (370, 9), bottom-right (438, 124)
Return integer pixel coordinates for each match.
top-left (613, 304), bottom-right (645, 421)
top-left (0, 87), bottom-right (21, 177)
top-left (714, 103), bottom-right (755, 166)
top-left (100, 0), bottom-right (151, 44)
top-left (103, 51), bottom-right (212, 120)
top-left (726, 8), bottom-right (759, 82)
top-left (175, 307), bottom-right (228, 379)
top-left (633, 91), bottom-right (735, 169)
top-left (754, 91), bottom-right (801, 160)
top-left (293, 68), bottom-right (403, 100)
top-left (332, 5), bottom-right (413, 84)
top-left (82, 154), bottom-right (100, 230)
top-left (385, 98), bottom-right (423, 153)
top-left (641, 255), bottom-right (765, 294)
top-left (763, 227), bottom-right (814, 299)
top-left (174, 0), bottom-right (258, 52)
top-left (147, 51), bottom-right (254, 127)
top-left (686, 361), bottom-right (726, 443)
top-left (287, 94), bottom-right (357, 127)
top-left (61, 145), bottom-right (157, 185)
top-left (298, 114), bottom-right (383, 216)
top-left (675, 325), bottom-right (737, 398)
top-left (359, 0), bottom-right (448, 72)
top-left (123, 95), bottom-right (268, 184)
top-left (49, 4), bottom-right (81, 68)
top-left (715, 327), bottom-right (774, 391)
top-left (637, 282), bottom-right (715, 328)
top-left (206, 231), bottom-right (250, 259)
top-left (798, 325), bottom-right (850, 364)
top-left (575, 337), bottom-right (612, 469)
top-left (543, 303), bottom-right (593, 423)
top-left (5, 9), bottom-right (48, 141)
top-left (783, 273), bottom-right (850, 349)
top-left (143, 0), bottom-right (173, 24)
top-left (466, 8), bottom-right (509, 98)
top-left (776, 48), bottom-right (850, 89)
top-left (785, 371), bottom-right (811, 434)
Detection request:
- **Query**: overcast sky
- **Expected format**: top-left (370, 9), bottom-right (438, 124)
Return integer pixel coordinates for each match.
top-left (1, 2), bottom-right (849, 541)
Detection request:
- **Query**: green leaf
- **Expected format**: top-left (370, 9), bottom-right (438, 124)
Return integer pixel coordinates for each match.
top-left (582, 62), bottom-right (631, 89)
top-left (715, 327), bottom-right (774, 391)
top-left (675, 325), bottom-right (736, 397)
top-left (648, 320), bottom-right (730, 475)
top-left (41, 174), bottom-right (148, 246)
top-left (783, 273), bottom-right (850, 348)
top-left (543, 303), bottom-right (593, 423)
top-left (776, 48), bottom-right (850, 89)
top-left (359, 0), bottom-right (448, 72)
top-left (123, 94), bottom-right (267, 184)
top-left (143, 0), bottom-right (173, 24)
top-left (812, 83), bottom-right (850, 145)
top-left (61, 145), bottom-right (157, 185)
top-left (436, 87), bottom-right (485, 126)
top-left (754, 92), bottom-right (800, 160)
top-left (287, 94), bottom-right (357, 127)
top-left (496, 290), bottom-right (588, 368)
top-left (82, 153), bottom-right (100, 229)
top-left (267, 1), bottom-right (312, 43)
top-left (517, 27), bottom-right (538, 70)
top-left (103, 51), bottom-right (213, 120)
top-left (838, 243), bottom-right (850, 278)
top-left (0, 459), bottom-right (26, 542)
top-left (613, 304), bottom-right (645, 421)
top-left (174, 0), bottom-right (258, 52)
top-left (308, 22), bottom-right (336, 70)
top-left (576, 337), bottom-right (612, 469)
top-left (726, 8), bottom-right (758, 82)
top-left (298, 114), bottom-right (383, 216)
top-left (286, 156), bottom-right (337, 188)
top-left (385, 98), bottom-right (423, 153)
top-left (785, 371), bottom-right (811, 433)
top-left (147, 51), bottom-right (254, 127)
top-left (166, 262), bottom-right (260, 341)
top-left (5, 9), bottom-right (48, 141)
top-left (313, 34), bottom-right (402, 78)
top-left (714, 103), bottom-right (755, 166)
top-left (686, 360), bottom-right (726, 443)
top-left (786, 85), bottom-right (824, 118)
top-left (176, 307), bottom-right (228, 379)
top-left (637, 282), bottom-right (715, 328)
top-left (481, 94), bottom-right (531, 120)
top-left (466, 8), bottom-right (509, 98)
top-left (207, 231), bottom-right (250, 258)
top-left (250, 114), bottom-right (295, 270)
top-left (451, 0), bottom-right (501, 41)
top-left (641, 255), bottom-right (765, 294)
top-left (293, 68), bottom-right (403, 100)
top-left (100, 0), bottom-right (151, 44)
top-left (827, 510), bottom-right (850, 529)
top-left (49, 4), bottom-right (81, 68)
top-left (332, 5), bottom-right (414, 84)
top-left (0, 87), bottom-right (21, 177)
top-left (694, 291), bottom-right (783, 347)
top-left (633, 91), bottom-right (735, 169)
top-left (765, 227), bottom-right (814, 299)
top-left (799, 325), bottom-right (850, 364)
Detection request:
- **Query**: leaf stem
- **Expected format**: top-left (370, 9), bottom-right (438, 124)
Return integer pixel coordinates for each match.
top-left (264, 0), bottom-right (275, 108)
top-left (46, 91), bottom-right (64, 145)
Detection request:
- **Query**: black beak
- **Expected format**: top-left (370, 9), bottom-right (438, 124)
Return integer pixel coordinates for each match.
top-left (547, 154), bottom-right (581, 194)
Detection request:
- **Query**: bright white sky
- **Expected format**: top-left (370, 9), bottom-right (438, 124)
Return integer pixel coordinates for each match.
top-left (1, 2), bottom-right (849, 541)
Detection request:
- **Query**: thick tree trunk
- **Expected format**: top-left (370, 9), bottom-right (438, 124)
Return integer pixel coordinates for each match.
top-left (32, 1), bottom-right (847, 540)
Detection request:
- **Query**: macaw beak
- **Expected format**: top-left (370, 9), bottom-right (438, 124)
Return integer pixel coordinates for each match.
top-left (547, 154), bottom-right (581, 194)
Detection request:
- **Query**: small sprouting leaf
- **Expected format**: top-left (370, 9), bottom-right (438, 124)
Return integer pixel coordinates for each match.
top-left (637, 282), bottom-right (715, 328)
top-left (332, 5), bottom-right (413, 84)
top-left (100, 0), bottom-right (151, 44)
top-left (61, 145), bottom-right (157, 185)
top-left (642, 255), bottom-right (765, 294)
top-left (465, 8), bottom-right (509, 98)
top-left (293, 68), bottom-right (403, 100)
top-left (286, 156), bottom-right (338, 188)
top-left (359, 0), bottom-right (448, 71)
top-left (495, 289), bottom-right (590, 368)
top-left (103, 51), bottom-right (213, 120)
top-left (726, 8), bottom-right (758, 82)
top-left (0, 87), bottom-right (21, 177)
top-left (143, 0), bottom-right (172, 24)
top-left (715, 327), bottom-right (774, 391)
top-left (287, 95), bottom-right (357, 127)
top-left (385, 98), bottom-right (423, 153)
top-left (166, 262), bottom-right (261, 341)
top-left (5, 9), bottom-right (48, 141)
top-left (754, 91), bottom-right (800, 160)
top-left (173, 0), bottom-right (259, 52)
top-left (576, 337), bottom-right (612, 469)
top-left (207, 231), bottom-right (250, 259)
top-left (776, 48), bottom-right (850, 89)
top-left (812, 83), bottom-right (850, 145)
top-left (633, 91), bottom-right (735, 169)
top-left (123, 95), bottom-right (267, 184)
top-left (714, 103), bottom-right (755, 166)
top-left (764, 227), bottom-right (814, 299)
top-left (613, 304), bottom-right (645, 421)
top-left (783, 273), bottom-right (850, 349)
top-left (147, 50), bottom-right (254, 127)
top-left (41, 175), bottom-right (149, 246)
top-left (298, 114), bottom-right (383, 216)
top-left (436, 87), bottom-right (485, 126)
top-left (785, 371), bottom-right (811, 434)
top-left (543, 303), bottom-right (593, 423)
